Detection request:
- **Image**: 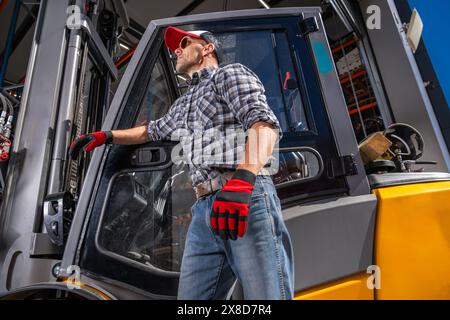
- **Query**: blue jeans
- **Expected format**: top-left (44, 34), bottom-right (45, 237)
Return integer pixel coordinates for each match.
top-left (178, 175), bottom-right (294, 300)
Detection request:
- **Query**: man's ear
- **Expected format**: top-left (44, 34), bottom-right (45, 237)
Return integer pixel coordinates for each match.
top-left (203, 43), bottom-right (215, 57)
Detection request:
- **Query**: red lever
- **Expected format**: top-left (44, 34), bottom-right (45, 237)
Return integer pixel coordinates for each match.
top-left (283, 71), bottom-right (291, 91)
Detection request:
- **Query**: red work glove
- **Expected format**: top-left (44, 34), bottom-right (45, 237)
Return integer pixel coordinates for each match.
top-left (211, 169), bottom-right (256, 240)
top-left (69, 131), bottom-right (113, 160)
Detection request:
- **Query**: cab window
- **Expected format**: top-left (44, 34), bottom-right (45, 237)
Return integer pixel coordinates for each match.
top-left (96, 56), bottom-right (194, 273)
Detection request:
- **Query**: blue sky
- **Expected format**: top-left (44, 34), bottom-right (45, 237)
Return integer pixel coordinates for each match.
top-left (408, 0), bottom-right (450, 108)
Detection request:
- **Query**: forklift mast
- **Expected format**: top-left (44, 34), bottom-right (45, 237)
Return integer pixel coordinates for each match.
top-left (0, 0), bottom-right (127, 290)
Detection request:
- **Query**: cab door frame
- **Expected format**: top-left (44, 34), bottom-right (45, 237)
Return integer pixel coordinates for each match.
top-left (60, 7), bottom-right (374, 297)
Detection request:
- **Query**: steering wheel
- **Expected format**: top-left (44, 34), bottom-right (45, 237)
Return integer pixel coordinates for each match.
top-left (383, 123), bottom-right (424, 161)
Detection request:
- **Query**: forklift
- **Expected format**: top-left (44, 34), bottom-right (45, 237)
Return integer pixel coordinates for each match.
top-left (1, 0), bottom-right (450, 300)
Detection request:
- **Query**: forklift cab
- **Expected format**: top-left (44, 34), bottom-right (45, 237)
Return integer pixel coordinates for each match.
top-left (57, 7), bottom-right (375, 298)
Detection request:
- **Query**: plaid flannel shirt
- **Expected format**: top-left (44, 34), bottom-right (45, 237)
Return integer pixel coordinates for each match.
top-left (147, 63), bottom-right (281, 187)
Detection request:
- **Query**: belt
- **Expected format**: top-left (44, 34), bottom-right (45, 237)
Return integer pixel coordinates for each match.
top-left (194, 171), bottom-right (235, 199)
top-left (193, 169), bottom-right (270, 199)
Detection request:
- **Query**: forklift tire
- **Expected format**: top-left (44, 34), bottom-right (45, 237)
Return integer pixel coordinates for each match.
top-left (0, 282), bottom-right (115, 300)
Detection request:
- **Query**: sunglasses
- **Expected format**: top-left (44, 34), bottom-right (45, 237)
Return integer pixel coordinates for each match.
top-left (179, 37), bottom-right (192, 49)
top-left (179, 36), bottom-right (206, 50)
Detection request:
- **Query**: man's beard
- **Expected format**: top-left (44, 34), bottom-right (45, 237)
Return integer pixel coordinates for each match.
top-left (176, 61), bottom-right (191, 75)
top-left (176, 54), bottom-right (202, 75)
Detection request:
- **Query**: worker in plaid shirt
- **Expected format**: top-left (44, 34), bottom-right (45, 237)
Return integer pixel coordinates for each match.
top-left (70, 26), bottom-right (294, 300)
top-left (151, 61), bottom-right (282, 187)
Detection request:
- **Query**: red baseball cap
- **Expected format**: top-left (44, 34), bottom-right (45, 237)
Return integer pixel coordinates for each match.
top-left (164, 26), bottom-right (209, 51)
top-left (164, 26), bottom-right (224, 63)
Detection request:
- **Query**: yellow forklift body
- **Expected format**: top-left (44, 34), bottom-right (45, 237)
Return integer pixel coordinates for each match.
top-left (373, 181), bottom-right (450, 299)
top-left (295, 181), bottom-right (450, 300)
top-left (295, 273), bottom-right (374, 300)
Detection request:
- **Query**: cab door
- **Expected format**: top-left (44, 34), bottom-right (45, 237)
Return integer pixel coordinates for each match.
top-left (61, 8), bottom-right (375, 299)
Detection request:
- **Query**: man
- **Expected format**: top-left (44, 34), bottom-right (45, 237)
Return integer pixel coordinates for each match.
top-left (70, 26), bottom-right (294, 300)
